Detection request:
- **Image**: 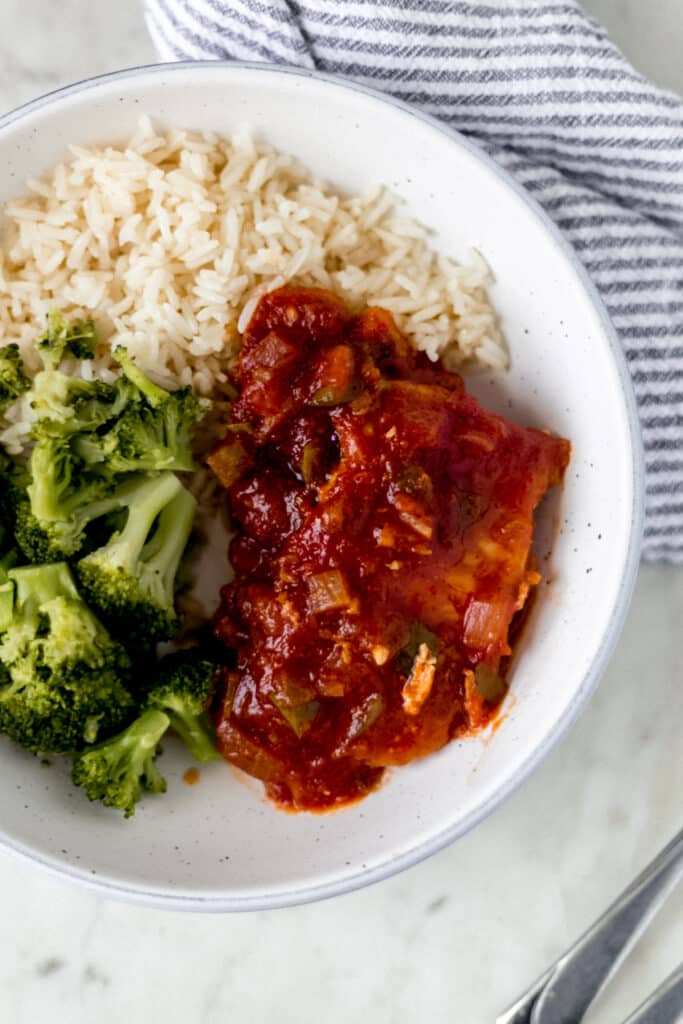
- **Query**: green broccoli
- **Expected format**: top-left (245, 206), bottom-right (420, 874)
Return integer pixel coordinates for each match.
top-left (0, 344), bottom-right (30, 412)
top-left (0, 562), bottom-right (135, 754)
top-left (147, 650), bottom-right (221, 763)
top-left (37, 311), bottom-right (96, 369)
top-left (17, 338), bottom-right (203, 565)
top-left (31, 345), bottom-right (205, 474)
top-left (70, 649), bottom-right (222, 818)
top-left (76, 472), bottom-right (197, 642)
top-left (30, 371), bottom-right (132, 439)
top-left (71, 707), bottom-right (169, 818)
top-left (27, 437), bottom-right (113, 522)
top-left (14, 497), bottom-right (90, 565)
top-left (88, 347), bottom-right (203, 473)
top-left (114, 346), bottom-right (173, 408)
top-left (14, 437), bottom-right (119, 563)
top-left (99, 396), bottom-right (201, 473)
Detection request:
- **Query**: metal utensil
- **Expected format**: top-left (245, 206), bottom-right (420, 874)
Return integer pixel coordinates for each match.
top-left (497, 826), bottom-right (683, 1024)
top-left (622, 963), bottom-right (683, 1024)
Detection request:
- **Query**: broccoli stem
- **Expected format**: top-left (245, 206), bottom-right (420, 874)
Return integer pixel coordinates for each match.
top-left (11, 562), bottom-right (78, 610)
top-left (140, 484), bottom-right (197, 602)
top-left (104, 473), bottom-right (183, 576)
top-left (114, 347), bottom-right (168, 409)
top-left (75, 472), bottom-right (196, 643)
top-left (145, 652), bottom-right (221, 764)
top-left (161, 695), bottom-right (221, 763)
top-left (117, 707), bottom-right (170, 772)
top-left (0, 533), bottom-right (19, 633)
top-left (0, 583), bottom-right (13, 633)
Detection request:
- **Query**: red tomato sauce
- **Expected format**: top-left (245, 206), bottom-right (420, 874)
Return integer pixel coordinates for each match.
top-left (209, 286), bottom-right (570, 811)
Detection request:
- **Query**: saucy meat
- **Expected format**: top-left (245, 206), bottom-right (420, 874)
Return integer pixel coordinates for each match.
top-left (209, 286), bottom-right (570, 810)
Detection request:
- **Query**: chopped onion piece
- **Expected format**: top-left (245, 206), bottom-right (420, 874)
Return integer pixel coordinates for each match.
top-left (463, 597), bottom-right (511, 650)
top-left (307, 570), bottom-right (352, 613)
top-left (397, 509), bottom-right (433, 539)
top-left (207, 434), bottom-right (252, 488)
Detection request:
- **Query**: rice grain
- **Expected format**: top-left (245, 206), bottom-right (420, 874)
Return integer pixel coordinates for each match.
top-left (0, 118), bottom-right (505, 454)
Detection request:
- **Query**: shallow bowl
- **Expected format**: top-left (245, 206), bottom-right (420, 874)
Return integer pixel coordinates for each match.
top-left (0, 62), bottom-right (643, 910)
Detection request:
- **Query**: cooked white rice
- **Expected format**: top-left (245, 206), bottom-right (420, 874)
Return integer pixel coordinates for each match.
top-left (0, 116), bottom-right (505, 454)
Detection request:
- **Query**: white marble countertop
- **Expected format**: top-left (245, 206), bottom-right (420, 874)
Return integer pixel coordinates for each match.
top-left (0, 3), bottom-right (682, 1023)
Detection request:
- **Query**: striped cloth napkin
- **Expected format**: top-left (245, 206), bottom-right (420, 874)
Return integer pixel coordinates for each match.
top-left (145, 0), bottom-right (683, 562)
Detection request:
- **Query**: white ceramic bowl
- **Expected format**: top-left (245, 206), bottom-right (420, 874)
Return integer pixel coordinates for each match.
top-left (0, 63), bottom-right (643, 910)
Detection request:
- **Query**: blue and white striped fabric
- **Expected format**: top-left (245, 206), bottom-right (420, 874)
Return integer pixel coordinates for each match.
top-left (145, 0), bottom-right (683, 562)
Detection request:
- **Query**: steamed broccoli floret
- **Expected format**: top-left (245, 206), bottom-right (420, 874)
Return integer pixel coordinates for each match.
top-left (76, 472), bottom-right (197, 642)
top-left (147, 650), bottom-right (220, 763)
top-left (0, 562), bottom-right (135, 754)
top-left (27, 437), bottom-right (113, 521)
top-left (14, 499), bottom-right (88, 565)
top-left (14, 437), bottom-right (119, 563)
top-left (71, 707), bottom-right (169, 817)
top-left (70, 650), bottom-right (222, 818)
top-left (114, 346), bottom-right (174, 408)
top-left (30, 371), bottom-right (132, 439)
top-left (17, 340), bottom-right (204, 567)
top-left (31, 350), bottom-right (203, 472)
top-left (100, 396), bottom-right (202, 473)
top-left (0, 344), bottom-right (29, 412)
top-left (37, 311), bottom-right (96, 369)
top-left (86, 347), bottom-right (203, 473)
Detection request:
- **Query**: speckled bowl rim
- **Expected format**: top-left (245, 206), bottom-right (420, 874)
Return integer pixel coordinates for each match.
top-left (0, 61), bottom-right (645, 912)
